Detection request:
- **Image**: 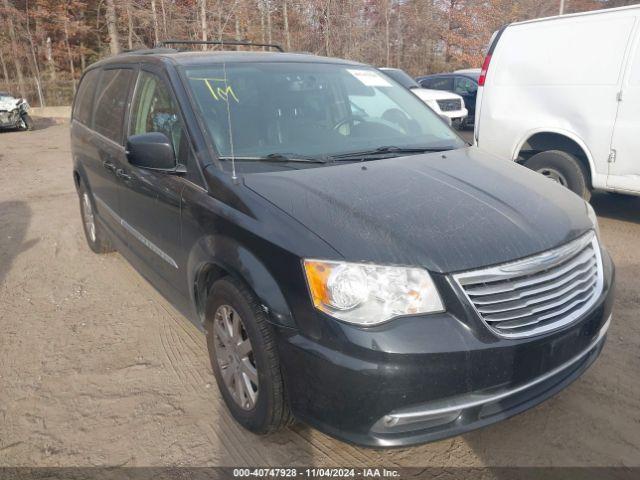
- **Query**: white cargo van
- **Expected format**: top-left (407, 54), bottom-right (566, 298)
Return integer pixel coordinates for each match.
top-left (475, 4), bottom-right (640, 200)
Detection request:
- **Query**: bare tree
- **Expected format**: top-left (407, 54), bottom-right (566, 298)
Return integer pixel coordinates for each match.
top-left (151, 0), bottom-right (160, 46)
top-left (160, 0), bottom-right (168, 37)
top-left (105, 0), bottom-right (121, 54)
top-left (266, 0), bottom-right (272, 45)
top-left (24, 0), bottom-right (45, 106)
top-left (282, 0), bottom-right (291, 50)
top-left (125, 0), bottom-right (134, 49)
top-left (0, 48), bottom-right (9, 82)
top-left (45, 37), bottom-right (56, 79)
top-left (1, 0), bottom-right (26, 97)
top-left (63, 10), bottom-right (76, 92)
top-left (200, 0), bottom-right (207, 49)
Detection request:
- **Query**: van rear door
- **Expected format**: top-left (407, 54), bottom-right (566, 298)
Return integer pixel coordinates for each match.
top-left (608, 21), bottom-right (640, 194)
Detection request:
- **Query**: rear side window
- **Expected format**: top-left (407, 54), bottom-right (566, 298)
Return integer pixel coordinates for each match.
top-left (73, 69), bottom-right (100, 126)
top-left (93, 68), bottom-right (134, 143)
top-left (427, 77), bottom-right (454, 91)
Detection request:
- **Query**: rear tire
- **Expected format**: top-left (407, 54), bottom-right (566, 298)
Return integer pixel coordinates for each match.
top-left (78, 183), bottom-right (114, 254)
top-left (525, 150), bottom-right (591, 201)
top-left (205, 277), bottom-right (294, 434)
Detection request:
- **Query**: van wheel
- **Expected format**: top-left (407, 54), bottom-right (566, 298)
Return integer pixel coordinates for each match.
top-left (205, 277), bottom-right (293, 434)
top-left (525, 150), bottom-right (591, 201)
top-left (78, 184), bottom-right (114, 254)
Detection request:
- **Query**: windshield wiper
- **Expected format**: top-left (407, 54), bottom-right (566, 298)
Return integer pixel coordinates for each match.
top-left (328, 145), bottom-right (454, 161)
top-left (220, 153), bottom-right (326, 164)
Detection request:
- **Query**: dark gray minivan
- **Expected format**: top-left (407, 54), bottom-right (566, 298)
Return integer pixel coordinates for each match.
top-left (70, 44), bottom-right (615, 447)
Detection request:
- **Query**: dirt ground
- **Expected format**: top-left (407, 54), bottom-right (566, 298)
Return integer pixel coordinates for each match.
top-left (0, 123), bottom-right (639, 468)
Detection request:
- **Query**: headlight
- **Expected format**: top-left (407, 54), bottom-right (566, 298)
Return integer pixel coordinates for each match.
top-left (303, 260), bottom-right (444, 325)
top-left (426, 99), bottom-right (440, 111)
top-left (586, 202), bottom-right (600, 237)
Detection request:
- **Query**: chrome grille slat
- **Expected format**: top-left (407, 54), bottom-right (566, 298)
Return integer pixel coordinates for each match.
top-left (464, 248), bottom-right (595, 296)
top-left (493, 294), bottom-right (594, 330)
top-left (477, 274), bottom-right (597, 315)
top-left (483, 286), bottom-right (595, 323)
top-left (453, 232), bottom-right (603, 338)
top-left (436, 99), bottom-right (462, 112)
top-left (471, 263), bottom-right (597, 305)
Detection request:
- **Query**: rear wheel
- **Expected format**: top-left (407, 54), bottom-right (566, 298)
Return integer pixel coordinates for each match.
top-left (525, 150), bottom-right (591, 201)
top-left (205, 277), bottom-right (293, 434)
top-left (78, 183), bottom-right (114, 254)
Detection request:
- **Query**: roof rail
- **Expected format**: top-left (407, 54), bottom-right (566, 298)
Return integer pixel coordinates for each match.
top-left (121, 47), bottom-right (178, 55)
top-left (157, 39), bottom-right (284, 53)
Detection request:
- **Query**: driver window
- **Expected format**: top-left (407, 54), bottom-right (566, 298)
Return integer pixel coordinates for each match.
top-left (454, 77), bottom-right (477, 95)
top-left (429, 77), bottom-right (453, 91)
top-left (129, 71), bottom-right (186, 163)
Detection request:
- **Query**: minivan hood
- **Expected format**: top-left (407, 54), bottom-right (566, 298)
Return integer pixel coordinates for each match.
top-left (244, 148), bottom-right (592, 273)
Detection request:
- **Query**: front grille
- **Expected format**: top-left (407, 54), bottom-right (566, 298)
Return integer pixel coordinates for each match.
top-left (436, 99), bottom-right (462, 112)
top-left (453, 231), bottom-right (603, 338)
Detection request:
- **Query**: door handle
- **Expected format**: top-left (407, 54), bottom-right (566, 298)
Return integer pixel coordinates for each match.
top-left (103, 160), bottom-right (116, 172)
top-left (116, 168), bottom-right (132, 181)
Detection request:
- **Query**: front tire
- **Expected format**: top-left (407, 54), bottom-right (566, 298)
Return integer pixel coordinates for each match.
top-left (525, 150), bottom-right (591, 201)
top-left (78, 183), bottom-right (114, 254)
top-left (205, 277), bottom-right (293, 434)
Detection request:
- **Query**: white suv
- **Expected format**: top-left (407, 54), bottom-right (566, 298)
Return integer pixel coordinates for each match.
top-left (475, 4), bottom-right (640, 200)
top-left (379, 68), bottom-right (468, 129)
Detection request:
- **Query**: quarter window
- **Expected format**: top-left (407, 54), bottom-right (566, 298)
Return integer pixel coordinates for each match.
top-left (73, 69), bottom-right (100, 126)
top-left (93, 68), bottom-right (134, 143)
top-left (129, 71), bottom-right (186, 163)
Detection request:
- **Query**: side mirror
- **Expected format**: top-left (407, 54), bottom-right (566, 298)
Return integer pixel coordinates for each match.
top-left (126, 132), bottom-right (176, 170)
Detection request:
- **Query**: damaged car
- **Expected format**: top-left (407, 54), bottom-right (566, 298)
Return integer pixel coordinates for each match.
top-left (0, 92), bottom-right (33, 131)
top-left (70, 44), bottom-right (615, 447)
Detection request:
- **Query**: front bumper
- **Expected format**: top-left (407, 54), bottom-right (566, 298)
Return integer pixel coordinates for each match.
top-left (368, 316), bottom-right (608, 446)
top-left (276, 250), bottom-right (615, 447)
top-left (0, 111), bottom-right (21, 128)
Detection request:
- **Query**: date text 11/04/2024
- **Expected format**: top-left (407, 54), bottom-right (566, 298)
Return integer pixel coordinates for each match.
top-left (232, 468), bottom-right (400, 478)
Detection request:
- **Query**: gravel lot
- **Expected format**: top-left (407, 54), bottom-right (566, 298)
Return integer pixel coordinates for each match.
top-left (0, 123), bottom-right (639, 467)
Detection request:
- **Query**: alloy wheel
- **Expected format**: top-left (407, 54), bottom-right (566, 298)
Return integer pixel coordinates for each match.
top-left (212, 304), bottom-right (258, 410)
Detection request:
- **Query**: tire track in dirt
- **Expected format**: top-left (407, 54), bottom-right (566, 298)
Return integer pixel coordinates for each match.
top-left (158, 322), bottom-right (198, 394)
top-left (287, 426), bottom-right (384, 467)
top-left (157, 302), bottom-right (211, 383)
top-left (164, 322), bottom-right (208, 389)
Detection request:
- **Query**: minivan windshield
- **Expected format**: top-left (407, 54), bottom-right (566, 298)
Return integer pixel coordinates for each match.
top-left (184, 62), bottom-right (465, 167)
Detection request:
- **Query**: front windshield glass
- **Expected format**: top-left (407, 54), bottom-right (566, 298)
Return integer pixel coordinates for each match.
top-left (184, 62), bottom-right (465, 168)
